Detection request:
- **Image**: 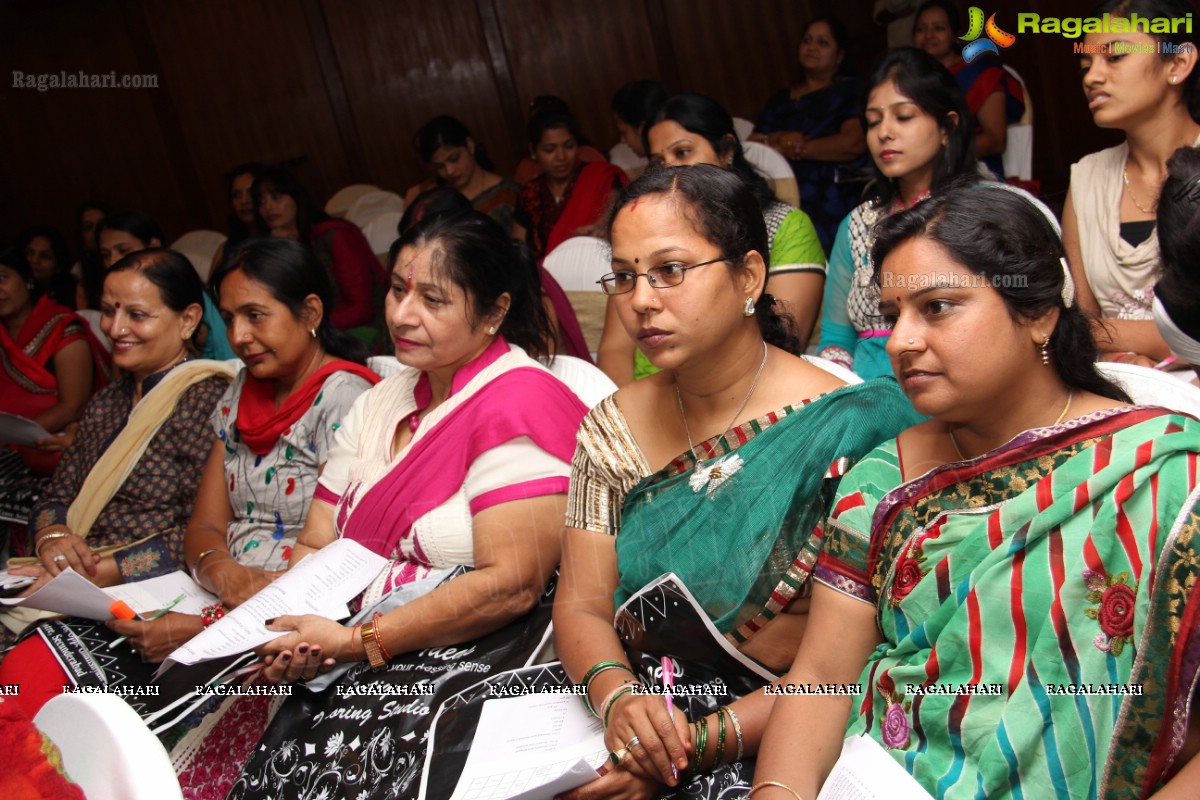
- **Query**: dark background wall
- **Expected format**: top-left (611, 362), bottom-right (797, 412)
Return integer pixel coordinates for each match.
top-left (0, 0), bottom-right (1120, 250)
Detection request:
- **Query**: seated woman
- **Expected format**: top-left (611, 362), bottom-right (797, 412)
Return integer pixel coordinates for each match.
top-left (253, 165), bottom-right (388, 348)
top-left (597, 94), bottom-right (827, 385)
top-left (913, 0), bottom-right (1024, 179)
top-left (817, 47), bottom-right (978, 379)
top-left (750, 15), bottom-right (868, 253)
top-left (210, 162), bottom-right (266, 274)
top-left (0, 239), bottom-right (378, 737)
top-left (550, 165), bottom-right (920, 800)
top-left (513, 95), bottom-right (610, 186)
top-left (209, 210), bottom-right (590, 800)
top-left (72, 200), bottom-right (110, 310)
top-left (97, 209), bottom-right (234, 361)
top-left (1155, 145), bottom-right (1200, 376)
top-left (1, 249), bottom-right (232, 647)
top-left (18, 226), bottom-right (76, 310)
top-left (1064, 0), bottom-right (1198, 366)
top-left (513, 107), bottom-right (628, 261)
top-left (753, 183), bottom-right (1200, 798)
top-left (610, 79), bottom-right (670, 180)
top-left (412, 115), bottom-right (523, 232)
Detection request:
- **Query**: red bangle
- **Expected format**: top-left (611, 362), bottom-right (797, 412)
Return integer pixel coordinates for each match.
top-left (349, 623), bottom-right (362, 661)
top-left (372, 616), bottom-right (394, 662)
top-left (200, 602), bottom-right (227, 627)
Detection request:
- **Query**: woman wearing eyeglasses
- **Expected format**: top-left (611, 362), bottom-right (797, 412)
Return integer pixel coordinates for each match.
top-left (549, 165), bottom-right (921, 800)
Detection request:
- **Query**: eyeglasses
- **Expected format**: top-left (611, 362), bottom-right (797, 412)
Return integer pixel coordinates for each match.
top-left (596, 257), bottom-right (733, 296)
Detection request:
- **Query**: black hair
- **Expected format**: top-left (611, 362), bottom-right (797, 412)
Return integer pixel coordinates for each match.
top-left (0, 246), bottom-right (41, 303)
top-left (95, 210), bottom-right (165, 251)
top-left (74, 201), bottom-right (110, 308)
top-left (913, 0), bottom-right (961, 35)
top-left (107, 248), bottom-right (206, 349)
top-left (394, 186), bottom-right (474, 253)
top-left (870, 183), bottom-right (1131, 402)
top-left (18, 226), bottom-right (75, 307)
top-left (251, 166), bottom-right (331, 241)
top-left (864, 47), bottom-right (976, 206)
top-left (1156, 145), bottom-right (1200, 339)
top-left (1089, 0), bottom-right (1200, 122)
top-left (605, 164), bottom-right (801, 354)
top-left (647, 93), bottom-right (778, 213)
top-left (611, 80), bottom-right (670, 128)
top-left (225, 162), bottom-right (266, 246)
top-left (213, 238), bottom-right (368, 365)
top-left (75, 200), bottom-right (111, 251)
top-left (414, 115), bottom-right (496, 172)
top-left (797, 16), bottom-right (854, 81)
top-left (392, 210), bottom-right (556, 360)
top-left (527, 110), bottom-right (584, 150)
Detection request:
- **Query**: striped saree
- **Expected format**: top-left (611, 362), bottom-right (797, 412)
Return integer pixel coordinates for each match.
top-left (816, 407), bottom-right (1200, 798)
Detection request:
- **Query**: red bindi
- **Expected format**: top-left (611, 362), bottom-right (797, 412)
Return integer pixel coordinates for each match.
top-left (114, 302), bottom-right (121, 310)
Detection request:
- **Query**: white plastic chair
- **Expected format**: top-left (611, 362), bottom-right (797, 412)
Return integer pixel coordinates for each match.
top-left (544, 355), bottom-right (617, 408)
top-left (733, 117), bottom-right (756, 142)
top-left (170, 230), bottom-right (227, 282)
top-left (543, 236), bottom-right (610, 355)
top-left (325, 183), bottom-right (380, 219)
top-left (608, 142), bottom-right (648, 181)
top-left (35, 692), bottom-right (183, 800)
top-left (76, 309), bottom-right (112, 353)
top-left (1097, 362), bottom-right (1200, 417)
top-left (367, 355), bottom-right (409, 379)
top-left (742, 140), bottom-right (800, 207)
top-left (360, 210), bottom-right (404, 256)
top-left (1001, 65), bottom-right (1034, 181)
top-left (345, 190), bottom-right (405, 227)
top-left (802, 354), bottom-right (864, 385)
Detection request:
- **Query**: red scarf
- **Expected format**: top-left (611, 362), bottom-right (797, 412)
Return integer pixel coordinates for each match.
top-left (236, 360), bottom-right (380, 455)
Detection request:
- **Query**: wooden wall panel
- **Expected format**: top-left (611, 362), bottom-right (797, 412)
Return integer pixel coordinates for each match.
top-left (493, 0), bottom-right (660, 156)
top-left (320, 0), bottom-right (515, 191)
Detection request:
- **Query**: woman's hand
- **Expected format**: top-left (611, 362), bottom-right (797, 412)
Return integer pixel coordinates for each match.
top-left (209, 561), bottom-right (283, 608)
top-left (256, 614), bottom-right (348, 683)
top-left (32, 422), bottom-right (77, 452)
top-left (34, 528), bottom-right (100, 577)
top-left (602, 694), bottom-right (691, 787)
top-left (8, 563), bottom-right (51, 596)
top-left (555, 764), bottom-right (665, 800)
top-left (107, 612), bottom-right (205, 663)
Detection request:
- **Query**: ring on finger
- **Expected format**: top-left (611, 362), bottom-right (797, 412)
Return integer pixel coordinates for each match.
top-left (608, 747), bottom-right (629, 766)
top-left (626, 735), bottom-right (641, 750)
top-left (52, 554), bottom-right (67, 562)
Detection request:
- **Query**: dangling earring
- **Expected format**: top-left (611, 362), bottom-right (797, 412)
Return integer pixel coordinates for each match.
top-left (1040, 333), bottom-right (1050, 366)
top-left (310, 328), bottom-right (317, 339)
top-left (743, 296), bottom-right (756, 317)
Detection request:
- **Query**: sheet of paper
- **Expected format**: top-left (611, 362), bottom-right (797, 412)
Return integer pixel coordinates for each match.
top-left (158, 537), bottom-right (386, 674)
top-left (104, 570), bottom-right (218, 616)
top-left (449, 693), bottom-right (606, 800)
top-left (816, 736), bottom-right (934, 800)
top-left (0, 413), bottom-right (51, 446)
top-left (0, 570), bottom-right (37, 593)
top-left (0, 567), bottom-right (119, 619)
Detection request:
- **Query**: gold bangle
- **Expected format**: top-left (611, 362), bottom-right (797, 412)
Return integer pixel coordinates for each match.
top-left (748, 781), bottom-right (805, 800)
top-left (360, 613), bottom-right (388, 669)
top-left (34, 531), bottom-right (71, 557)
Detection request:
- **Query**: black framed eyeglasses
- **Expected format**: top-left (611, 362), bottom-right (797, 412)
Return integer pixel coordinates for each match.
top-left (596, 256), bottom-right (733, 296)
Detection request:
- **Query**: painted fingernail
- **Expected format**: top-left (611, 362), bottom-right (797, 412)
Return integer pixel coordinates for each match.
top-left (298, 645), bottom-right (309, 655)
top-left (311, 647), bottom-right (322, 656)
top-left (281, 653), bottom-right (291, 661)
top-left (264, 618), bottom-right (275, 625)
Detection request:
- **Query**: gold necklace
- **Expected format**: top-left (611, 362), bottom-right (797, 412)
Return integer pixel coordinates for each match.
top-left (1123, 163), bottom-right (1159, 214)
top-left (949, 391), bottom-right (1073, 461)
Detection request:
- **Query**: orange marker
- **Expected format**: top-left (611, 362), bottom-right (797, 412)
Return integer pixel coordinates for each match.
top-left (109, 599), bottom-right (138, 620)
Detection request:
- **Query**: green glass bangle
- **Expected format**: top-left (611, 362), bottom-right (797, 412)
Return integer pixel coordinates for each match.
top-left (581, 662), bottom-right (634, 716)
top-left (691, 715), bottom-right (709, 776)
top-left (603, 686), bottom-right (636, 728)
top-left (713, 709), bottom-right (727, 768)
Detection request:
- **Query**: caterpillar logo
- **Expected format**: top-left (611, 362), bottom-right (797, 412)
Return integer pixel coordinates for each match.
top-left (960, 7), bottom-right (1017, 63)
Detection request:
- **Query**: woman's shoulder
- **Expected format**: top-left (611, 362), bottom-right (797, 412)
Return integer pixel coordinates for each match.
top-left (1071, 142), bottom-right (1127, 175)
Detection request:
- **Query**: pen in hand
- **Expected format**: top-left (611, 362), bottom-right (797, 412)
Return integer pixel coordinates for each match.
top-left (662, 656), bottom-right (678, 781)
top-left (107, 592), bottom-right (188, 649)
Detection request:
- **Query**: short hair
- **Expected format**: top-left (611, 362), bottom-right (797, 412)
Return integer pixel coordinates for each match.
top-left (107, 248), bottom-right (206, 348)
top-left (95, 210), bottom-right (164, 248)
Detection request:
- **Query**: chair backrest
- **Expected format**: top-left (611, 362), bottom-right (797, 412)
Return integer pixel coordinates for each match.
top-left (733, 116), bottom-right (755, 141)
top-left (35, 692), bottom-right (183, 800)
top-left (76, 308), bottom-right (112, 352)
top-left (367, 355), bottom-right (409, 379)
top-left (345, 190), bottom-right (405, 227)
top-left (801, 354), bottom-right (864, 385)
top-left (361, 210), bottom-right (404, 257)
top-left (1002, 65), bottom-right (1034, 181)
top-left (325, 183), bottom-right (380, 219)
top-left (1096, 362), bottom-right (1200, 417)
top-left (608, 142), bottom-right (648, 182)
top-left (544, 236), bottom-right (611, 354)
top-left (170, 230), bottom-right (227, 282)
top-left (742, 140), bottom-right (800, 207)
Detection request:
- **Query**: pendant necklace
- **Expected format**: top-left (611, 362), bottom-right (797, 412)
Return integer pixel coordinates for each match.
top-left (675, 342), bottom-right (769, 495)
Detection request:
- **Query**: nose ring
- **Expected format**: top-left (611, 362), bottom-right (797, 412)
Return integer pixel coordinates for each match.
top-left (908, 338), bottom-right (915, 345)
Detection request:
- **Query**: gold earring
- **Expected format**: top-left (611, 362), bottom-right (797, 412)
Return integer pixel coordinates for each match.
top-left (743, 296), bottom-right (756, 317)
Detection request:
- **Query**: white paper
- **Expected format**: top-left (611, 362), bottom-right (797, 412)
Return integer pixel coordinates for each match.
top-left (449, 693), bottom-right (606, 800)
top-left (816, 736), bottom-right (934, 800)
top-left (0, 567), bottom-right (119, 619)
top-left (158, 538), bottom-right (387, 674)
top-left (0, 412), bottom-right (51, 446)
top-left (0, 570), bottom-right (37, 592)
top-left (104, 571), bottom-right (218, 616)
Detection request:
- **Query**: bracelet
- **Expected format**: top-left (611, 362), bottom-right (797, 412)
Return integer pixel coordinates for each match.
top-left (200, 602), bottom-right (227, 627)
top-left (721, 705), bottom-right (744, 762)
top-left (713, 709), bottom-right (727, 768)
top-left (596, 679), bottom-right (637, 723)
top-left (349, 623), bottom-right (362, 661)
top-left (581, 662), bottom-right (634, 716)
top-left (748, 781), bottom-right (805, 800)
top-left (190, 548), bottom-right (227, 583)
top-left (360, 612), bottom-right (388, 669)
top-left (35, 531), bottom-right (71, 557)
top-left (601, 684), bottom-right (638, 728)
top-left (691, 716), bottom-right (709, 776)
top-left (373, 615), bottom-right (394, 662)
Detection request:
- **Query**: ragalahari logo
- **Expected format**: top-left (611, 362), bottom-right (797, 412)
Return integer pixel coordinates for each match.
top-left (960, 7), bottom-right (1017, 63)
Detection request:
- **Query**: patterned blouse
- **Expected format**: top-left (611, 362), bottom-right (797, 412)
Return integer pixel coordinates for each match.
top-left (32, 370), bottom-right (228, 582)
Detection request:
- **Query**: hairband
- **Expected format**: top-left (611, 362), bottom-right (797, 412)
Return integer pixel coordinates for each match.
top-left (1059, 258), bottom-right (1076, 308)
